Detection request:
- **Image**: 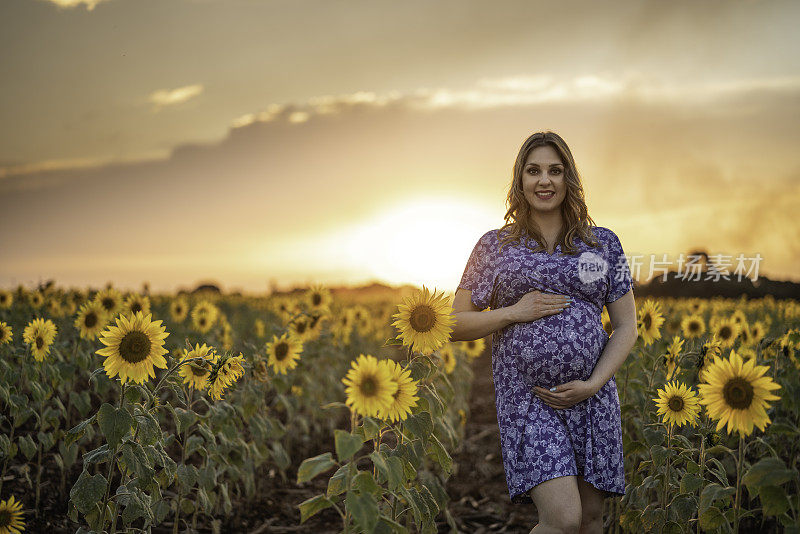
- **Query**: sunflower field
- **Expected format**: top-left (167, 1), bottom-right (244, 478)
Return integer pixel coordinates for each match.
top-left (0, 283), bottom-right (798, 533)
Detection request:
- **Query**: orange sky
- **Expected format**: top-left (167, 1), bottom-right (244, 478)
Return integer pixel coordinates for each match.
top-left (1, 0), bottom-right (799, 293)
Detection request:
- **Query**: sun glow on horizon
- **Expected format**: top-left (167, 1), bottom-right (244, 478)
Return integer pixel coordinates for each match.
top-left (248, 196), bottom-right (501, 292)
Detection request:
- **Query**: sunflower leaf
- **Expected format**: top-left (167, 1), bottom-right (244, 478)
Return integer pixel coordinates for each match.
top-left (97, 402), bottom-right (133, 449)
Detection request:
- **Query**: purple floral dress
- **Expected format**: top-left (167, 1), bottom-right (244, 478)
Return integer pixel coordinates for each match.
top-left (457, 226), bottom-right (633, 504)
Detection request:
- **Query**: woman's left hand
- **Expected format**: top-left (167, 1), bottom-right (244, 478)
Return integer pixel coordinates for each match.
top-left (533, 380), bottom-right (598, 409)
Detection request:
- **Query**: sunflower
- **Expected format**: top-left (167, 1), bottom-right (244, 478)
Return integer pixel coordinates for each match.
top-left (265, 333), bottom-right (303, 375)
top-left (93, 287), bottom-right (124, 318)
top-left (461, 337), bottom-right (485, 359)
top-left (253, 318), bottom-right (266, 338)
top-left (252, 358), bottom-right (270, 383)
top-left (169, 296), bottom-right (189, 323)
top-left (697, 349), bottom-right (782, 436)
top-left (190, 300), bottom-right (219, 334)
top-left (711, 317), bottom-right (740, 349)
top-left (22, 318), bottom-right (57, 362)
top-left (637, 299), bottom-right (665, 346)
top-left (207, 352), bottom-right (246, 401)
top-left (122, 293), bottom-right (151, 319)
top-left (304, 283), bottom-right (333, 314)
top-left (341, 354), bottom-right (398, 418)
top-left (74, 300), bottom-right (109, 340)
top-left (291, 385), bottom-right (303, 396)
top-left (681, 314), bottom-right (706, 339)
top-left (375, 359), bottom-right (419, 423)
top-left (663, 335), bottom-right (684, 380)
top-left (391, 286), bottom-right (456, 356)
top-left (0, 494), bottom-right (25, 534)
top-left (0, 321), bottom-right (13, 346)
top-left (96, 311), bottom-right (169, 384)
top-left (438, 345), bottom-right (457, 374)
top-left (653, 381), bottom-right (701, 427)
top-left (287, 315), bottom-right (311, 343)
top-left (29, 290), bottom-right (44, 308)
top-left (0, 290), bottom-right (13, 309)
top-left (750, 321), bottom-right (766, 346)
top-left (177, 343), bottom-right (218, 390)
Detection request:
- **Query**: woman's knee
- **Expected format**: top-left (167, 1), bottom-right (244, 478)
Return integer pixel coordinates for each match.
top-left (546, 511), bottom-right (582, 534)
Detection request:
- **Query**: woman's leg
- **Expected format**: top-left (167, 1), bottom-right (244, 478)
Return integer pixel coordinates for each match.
top-left (576, 477), bottom-right (604, 534)
top-left (528, 475), bottom-right (582, 534)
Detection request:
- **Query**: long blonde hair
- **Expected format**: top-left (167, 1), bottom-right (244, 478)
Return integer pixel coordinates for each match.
top-left (497, 131), bottom-right (600, 255)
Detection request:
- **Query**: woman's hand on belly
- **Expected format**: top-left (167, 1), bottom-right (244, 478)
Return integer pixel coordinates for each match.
top-left (532, 380), bottom-right (599, 410)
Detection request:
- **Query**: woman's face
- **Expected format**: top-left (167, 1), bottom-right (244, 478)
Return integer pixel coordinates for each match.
top-left (521, 144), bottom-right (566, 213)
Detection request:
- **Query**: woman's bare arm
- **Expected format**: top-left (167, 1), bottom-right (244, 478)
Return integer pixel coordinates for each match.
top-left (585, 289), bottom-right (638, 391)
top-left (449, 288), bottom-right (570, 342)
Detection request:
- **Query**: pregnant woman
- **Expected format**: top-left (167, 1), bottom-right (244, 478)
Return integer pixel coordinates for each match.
top-left (451, 131), bottom-right (638, 534)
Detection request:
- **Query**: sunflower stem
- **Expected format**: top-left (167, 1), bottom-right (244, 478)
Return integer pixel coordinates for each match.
top-left (696, 430), bottom-right (706, 534)
top-left (97, 381), bottom-right (126, 532)
top-left (733, 434), bottom-right (744, 534)
top-left (663, 423), bottom-right (672, 509)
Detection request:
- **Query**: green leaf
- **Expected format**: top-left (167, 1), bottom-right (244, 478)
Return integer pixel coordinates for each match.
top-left (335, 429), bottom-right (365, 462)
top-left (171, 407), bottom-right (197, 435)
top-left (327, 465), bottom-right (349, 497)
top-left (668, 493), bottom-right (697, 523)
top-left (679, 473), bottom-right (704, 494)
top-left (742, 457), bottom-right (796, 488)
top-left (346, 489), bottom-right (379, 533)
top-left (121, 441), bottom-right (155, 484)
top-left (698, 505), bottom-right (727, 530)
top-left (298, 494), bottom-right (334, 523)
top-left (404, 411), bottom-right (434, 446)
top-left (699, 483), bottom-right (735, 515)
top-left (134, 411), bottom-right (161, 446)
top-left (70, 469), bottom-right (108, 515)
top-left (428, 434), bottom-right (452, 474)
top-left (97, 403), bottom-right (133, 449)
top-left (297, 452), bottom-right (336, 484)
top-left (352, 471), bottom-right (381, 496)
top-left (758, 485), bottom-right (791, 516)
top-left (64, 415), bottom-right (96, 448)
top-left (17, 434), bottom-right (37, 460)
top-left (177, 464), bottom-right (197, 490)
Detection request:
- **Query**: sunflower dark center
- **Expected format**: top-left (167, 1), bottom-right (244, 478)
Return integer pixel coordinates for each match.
top-left (467, 341), bottom-right (475, 349)
top-left (723, 377), bottom-right (754, 409)
top-left (119, 331), bottom-right (151, 364)
top-left (36, 336), bottom-right (44, 349)
top-left (0, 509), bottom-right (11, 526)
top-left (296, 322), bottom-right (307, 334)
top-left (131, 303), bottom-right (142, 313)
top-left (720, 326), bottom-right (732, 340)
top-left (313, 294), bottom-right (321, 305)
top-left (410, 305), bottom-right (435, 333)
top-left (689, 321), bottom-right (700, 332)
top-left (643, 314), bottom-right (652, 329)
top-left (189, 362), bottom-right (209, 377)
top-left (199, 317), bottom-right (207, 326)
top-left (668, 395), bottom-right (684, 412)
top-left (275, 343), bottom-right (288, 361)
top-left (361, 376), bottom-right (377, 396)
top-left (102, 297), bottom-right (114, 310)
top-left (85, 313), bottom-right (98, 328)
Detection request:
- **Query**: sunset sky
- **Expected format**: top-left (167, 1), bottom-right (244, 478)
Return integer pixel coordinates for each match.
top-left (1, 0), bottom-right (799, 294)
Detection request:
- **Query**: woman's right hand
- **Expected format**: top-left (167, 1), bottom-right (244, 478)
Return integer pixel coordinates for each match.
top-left (508, 290), bottom-right (571, 323)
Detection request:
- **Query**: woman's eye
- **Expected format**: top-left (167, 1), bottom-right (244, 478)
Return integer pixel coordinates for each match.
top-left (552, 169), bottom-right (562, 174)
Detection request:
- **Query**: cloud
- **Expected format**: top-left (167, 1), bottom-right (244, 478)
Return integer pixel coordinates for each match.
top-left (147, 84), bottom-right (204, 111)
top-left (39, 0), bottom-right (112, 11)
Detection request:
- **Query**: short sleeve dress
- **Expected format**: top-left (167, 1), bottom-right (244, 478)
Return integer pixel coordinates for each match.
top-left (457, 226), bottom-right (633, 504)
